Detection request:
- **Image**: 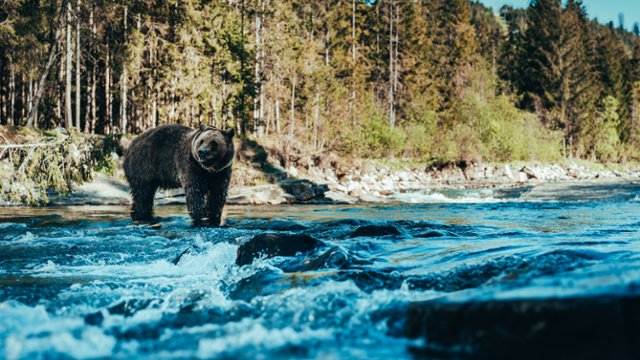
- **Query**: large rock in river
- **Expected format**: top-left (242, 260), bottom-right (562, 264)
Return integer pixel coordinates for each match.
top-left (406, 295), bottom-right (640, 359)
top-left (236, 233), bottom-right (324, 266)
top-left (349, 225), bottom-right (401, 238)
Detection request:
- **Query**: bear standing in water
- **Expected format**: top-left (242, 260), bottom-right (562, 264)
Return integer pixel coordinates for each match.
top-left (123, 124), bottom-right (235, 226)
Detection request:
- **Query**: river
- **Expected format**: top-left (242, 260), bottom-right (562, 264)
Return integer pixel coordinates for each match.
top-left (1, 182), bottom-right (640, 359)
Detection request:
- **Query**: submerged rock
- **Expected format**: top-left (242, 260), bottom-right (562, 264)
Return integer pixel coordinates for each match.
top-left (349, 225), bottom-right (401, 238)
top-left (299, 246), bottom-right (353, 271)
top-left (236, 233), bottom-right (324, 265)
top-left (84, 298), bottom-right (156, 326)
top-left (228, 270), bottom-right (290, 301)
top-left (415, 230), bottom-right (456, 238)
top-left (406, 296), bottom-right (640, 359)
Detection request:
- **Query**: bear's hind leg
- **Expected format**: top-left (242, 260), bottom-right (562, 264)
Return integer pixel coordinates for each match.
top-left (131, 183), bottom-right (157, 222)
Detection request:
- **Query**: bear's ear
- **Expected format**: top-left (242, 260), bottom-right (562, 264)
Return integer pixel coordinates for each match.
top-left (199, 124), bottom-right (208, 132)
top-left (224, 128), bottom-right (235, 138)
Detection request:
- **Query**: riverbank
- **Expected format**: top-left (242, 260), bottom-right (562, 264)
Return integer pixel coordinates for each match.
top-left (2, 125), bottom-right (639, 206)
top-left (38, 161), bottom-right (640, 207)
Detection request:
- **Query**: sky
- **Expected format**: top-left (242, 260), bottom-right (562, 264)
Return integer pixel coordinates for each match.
top-left (478, 0), bottom-right (640, 30)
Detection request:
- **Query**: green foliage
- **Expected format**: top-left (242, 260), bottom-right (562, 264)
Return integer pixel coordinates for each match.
top-left (3, 0), bottom-right (640, 165)
top-left (579, 96), bottom-right (621, 161)
top-left (344, 100), bottom-right (406, 159)
top-left (359, 118), bottom-right (406, 159)
top-left (403, 121), bottom-right (437, 159)
top-left (89, 134), bottom-right (122, 175)
top-left (0, 127), bottom-right (128, 205)
top-left (0, 129), bottom-right (95, 205)
top-left (447, 90), bottom-right (562, 162)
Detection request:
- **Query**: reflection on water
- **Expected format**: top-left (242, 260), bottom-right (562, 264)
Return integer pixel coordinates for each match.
top-left (1, 183), bottom-right (640, 359)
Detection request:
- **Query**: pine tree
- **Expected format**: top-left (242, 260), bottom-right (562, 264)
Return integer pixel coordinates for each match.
top-left (521, 0), bottom-right (596, 156)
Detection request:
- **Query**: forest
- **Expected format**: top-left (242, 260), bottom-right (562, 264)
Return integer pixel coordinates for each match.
top-left (1, 0), bottom-right (640, 163)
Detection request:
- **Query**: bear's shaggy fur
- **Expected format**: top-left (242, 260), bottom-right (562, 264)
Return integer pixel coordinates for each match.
top-left (123, 124), bottom-right (235, 226)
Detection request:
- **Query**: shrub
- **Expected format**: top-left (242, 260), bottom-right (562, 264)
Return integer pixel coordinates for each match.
top-left (403, 106), bottom-right (439, 159)
top-left (343, 97), bottom-right (406, 158)
top-left (449, 91), bottom-right (562, 162)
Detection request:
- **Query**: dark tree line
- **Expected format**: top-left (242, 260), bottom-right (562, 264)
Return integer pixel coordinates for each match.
top-left (1, 0), bottom-right (640, 161)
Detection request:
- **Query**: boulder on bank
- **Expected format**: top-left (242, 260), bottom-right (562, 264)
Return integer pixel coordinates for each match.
top-left (406, 296), bottom-right (640, 359)
top-left (278, 179), bottom-right (329, 202)
top-left (236, 233), bottom-right (324, 265)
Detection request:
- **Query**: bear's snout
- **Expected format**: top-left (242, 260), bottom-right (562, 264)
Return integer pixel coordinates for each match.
top-left (198, 144), bottom-right (220, 163)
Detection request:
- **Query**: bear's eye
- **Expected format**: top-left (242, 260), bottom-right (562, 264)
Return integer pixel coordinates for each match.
top-left (209, 142), bottom-right (219, 151)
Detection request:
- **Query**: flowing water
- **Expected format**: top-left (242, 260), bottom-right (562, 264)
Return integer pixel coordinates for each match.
top-left (1, 181), bottom-right (640, 359)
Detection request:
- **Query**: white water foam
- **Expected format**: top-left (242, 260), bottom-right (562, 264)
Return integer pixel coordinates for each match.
top-left (197, 322), bottom-right (334, 359)
top-left (389, 189), bottom-right (504, 204)
top-left (0, 302), bottom-right (116, 360)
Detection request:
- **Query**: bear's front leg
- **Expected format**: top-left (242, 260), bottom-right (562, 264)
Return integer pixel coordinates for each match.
top-left (185, 183), bottom-right (207, 225)
top-left (206, 167), bottom-right (232, 227)
top-left (131, 183), bottom-right (157, 222)
top-left (206, 191), bottom-right (226, 226)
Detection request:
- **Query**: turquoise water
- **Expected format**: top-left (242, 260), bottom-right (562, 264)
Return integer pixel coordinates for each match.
top-left (1, 182), bottom-right (640, 359)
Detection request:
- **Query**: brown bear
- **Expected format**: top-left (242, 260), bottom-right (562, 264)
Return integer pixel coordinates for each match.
top-left (123, 124), bottom-right (235, 226)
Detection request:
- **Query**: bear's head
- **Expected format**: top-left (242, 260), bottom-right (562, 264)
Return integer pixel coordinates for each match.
top-left (191, 125), bottom-right (235, 172)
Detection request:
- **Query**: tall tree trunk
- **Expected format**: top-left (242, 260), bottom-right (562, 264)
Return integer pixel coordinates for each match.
top-left (55, 46), bottom-right (63, 123)
top-left (152, 80), bottom-right (158, 128)
top-left (9, 65), bottom-right (15, 126)
top-left (0, 71), bottom-right (4, 125)
top-left (388, 1), bottom-right (395, 128)
top-left (65, 0), bottom-right (73, 128)
top-left (21, 79), bottom-right (26, 121)
top-left (212, 94), bottom-right (218, 128)
top-left (75, 0), bottom-right (81, 130)
top-left (239, 0), bottom-right (247, 135)
top-left (253, 0), bottom-right (263, 137)
top-left (313, 91), bottom-right (320, 149)
top-left (28, 77), bottom-right (34, 128)
top-left (325, 25), bottom-right (330, 66)
top-left (150, 34), bottom-right (157, 129)
top-left (275, 98), bottom-right (280, 133)
top-left (120, 5), bottom-right (128, 134)
top-left (84, 65), bottom-right (91, 133)
top-left (393, 2), bottom-right (399, 122)
top-left (169, 77), bottom-right (176, 122)
top-left (0, 60), bottom-right (5, 124)
top-left (27, 0), bottom-right (69, 128)
top-left (85, 8), bottom-right (94, 134)
top-left (88, 62), bottom-right (96, 134)
top-left (289, 75), bottom-right (296, 137)
top-left (105, 41), bottom-right (111, 134)
top-left (351, 0), bottom-right (356, 125)
top-left (265, 100), bottom-right (271, 135)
